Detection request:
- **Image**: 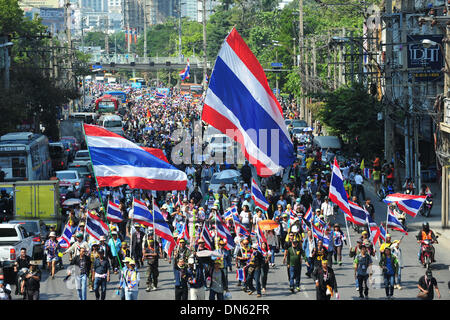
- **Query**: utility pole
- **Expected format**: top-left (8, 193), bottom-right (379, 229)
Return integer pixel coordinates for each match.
top-left (179, 0), bottom-right (182, 61)
top-left (299, 0), bottom-right (304, 118)
top-left (64, 0), bottom-right (74, 110)
top-left (384, 0), bottom-right (395, 167)
top-left (144, 0), bottom-right (147, 59)
top-left (104, 16), bottom-right (109, 56)
top-left (202, 0), bottom-right (207, 90)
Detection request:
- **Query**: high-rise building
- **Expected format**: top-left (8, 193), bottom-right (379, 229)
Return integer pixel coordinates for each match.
top-left (196, 0), bottom-right (219, 23)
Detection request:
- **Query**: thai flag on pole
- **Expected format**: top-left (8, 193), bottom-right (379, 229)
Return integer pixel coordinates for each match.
top-left (236, 268), bottom-right (246, 282)
top-left (379, 224), bottom-right (387, 242)
top-left (132, 198), bottom-right (153, 227)
top-left (364, 168), bottom-right (372, 179)
top-left (224, 206), bottom-right (237, 220)
top-left (152, 200), bottom-right (176, 257)
top-left (177, 218), bottom-right (190, 245)
top-left (322, 234), bottom-right (330, 250)
top-left (384, 193), bottom-right (426, 218)
top-left (304, 205), bottom-right (313, 223)
top-left (251, 178), bottom-right (269, 211)
top-left (106, 200), bottom-right (123, 223)
top-left (312, 223), bottom-right (323, 240)
top-left (215, 213), bottom-right (235, 250)
top-left (387, 208), bottom-right (408, 235)
top-left (86, 212), bottom-right (109, 241)
top-left (238, 225), bottom-right (250, 238)
top-left (348, 201), bottom-right (367, 226)
top-left (200, 225), bottom-right (214, 250)
top-left (366, 213), bottom-right (380, 244)
top-left (57, 223), bottom-right (73, 249)
top-left (329, 158), bottom-right (354, 221)
top-left (84, 124), bottom-right (187, 190)
top-left (256, 223), bottom-right (267, 253)
top-left (201, 28), bottom-right (295, 177)
top-left (179, 59), bottom-right (190, 80)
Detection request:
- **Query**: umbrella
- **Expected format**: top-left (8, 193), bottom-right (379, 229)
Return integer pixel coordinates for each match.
top-left (63, 198), bottom-right (82, 206)
top-left (258, 220), bottom-right (280, 231)
top-left (303, 127), bottom-right (313, 132)
top-left (196, 250), bottom-right (222, 258)
top-left (87, 198), bottom-right (101, 210)
top-left (214, 169), bottom-right (240, 180)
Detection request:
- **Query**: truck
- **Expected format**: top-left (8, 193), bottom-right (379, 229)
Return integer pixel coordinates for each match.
top-left (0, 180), bottom-right (62, 233)
top-left (0, 223), bottom-right (34, 284)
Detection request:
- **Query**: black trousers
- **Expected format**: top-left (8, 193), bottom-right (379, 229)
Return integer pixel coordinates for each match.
top-left (175, 286), bottom-right (188, 300)
top-left (357, 274), bottom-right (369, 297)
top-left (147, 264), bottom-right (159, 287)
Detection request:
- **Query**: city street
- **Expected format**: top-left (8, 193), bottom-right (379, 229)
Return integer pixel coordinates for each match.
top-left (12, 184), bottom-right (449, 301)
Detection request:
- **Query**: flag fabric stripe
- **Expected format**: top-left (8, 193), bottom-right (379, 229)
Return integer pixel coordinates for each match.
top-left (106, 200), bottom-right (123, 223)
top-left (58, 223), bottom-right (73, 248)
top-left (179, 59), bottom-right (190, 80)
top-left (132, 198), bottom-right (154, 227)
top-left (225, 28), bottom-right (283, 115)
top-left (251, 178), bottom-right (269, 211)
top-left (387, 208), bottom-right (408, 235)
top-left (329, 158), bottom-right (353, 219)
top-left (384, 193), bottom-right (426, 218)
top-left (348, 201), bottom-right (367, 226)
top-left (84, 124), bottom-right (187, 190)
top-left (202, 28), bottom-right (294, 177)
top-left (86, 213), bottom-right (109, 241)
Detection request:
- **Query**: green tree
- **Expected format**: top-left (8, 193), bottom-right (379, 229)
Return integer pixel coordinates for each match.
top-left (317, 83), bottom-right (383, 158)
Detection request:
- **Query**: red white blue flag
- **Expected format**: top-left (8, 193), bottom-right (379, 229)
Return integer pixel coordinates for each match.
top-left (84, 124), bottom-right (187, 190)
top-left (215, 213), bottom-right (235, 250)
top-left (57, 223), bottom-right (73, 249)
top-left (132, 198), bottom-right (153, 227)
top-left (179, 59), bottom-right (190, 81)
top-left (348, 201), bottom-right (366, 226)
top-left (86, 212), bottom-right (109, 241)
top-left (329, 158), bottom-right (353, 221)
top-left (387, 207), bottom-right (408, 235)
top-left (202, 28), bottom-right (295, 177)
top-left (106, 200), bottom-right (123, 223)
top-left (251, 178), bottom-right (269, 211)
top-left (384, 193), bottom-right (426, 218)
top-left (200, 224), bottom-right (214, 250)
top-left (152, 200), bottom-right (176, 257)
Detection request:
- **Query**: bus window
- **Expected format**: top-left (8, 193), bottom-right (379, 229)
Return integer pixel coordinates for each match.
top-left (12, 157), bottom-right (26, 178)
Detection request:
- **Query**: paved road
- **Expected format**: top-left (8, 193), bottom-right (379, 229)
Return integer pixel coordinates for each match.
top-left (11, 185), bottom-right (450, 300)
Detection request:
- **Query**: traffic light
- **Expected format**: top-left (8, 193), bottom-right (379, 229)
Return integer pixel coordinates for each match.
top-left (165, 61), bottom-right (171, 66)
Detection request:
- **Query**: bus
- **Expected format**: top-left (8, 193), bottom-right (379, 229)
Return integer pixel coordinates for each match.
top-left (180, 83), bottom-right (203, 98)
top-left (105, 91), bottom-right (127, 104)
top-left (0, 132), bottom-right (51, 181)
top-left (128, 77), bottom-right (146, 87)
top-left (95, 94), bottom-right (119, 113)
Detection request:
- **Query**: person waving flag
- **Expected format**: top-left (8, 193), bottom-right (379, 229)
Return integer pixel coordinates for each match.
top-left (179, 59), bottom-right (190, 81)
top-left (202, 28), bottom-right (294, 177)
top-left (329, 158), bottom-right (354, 222)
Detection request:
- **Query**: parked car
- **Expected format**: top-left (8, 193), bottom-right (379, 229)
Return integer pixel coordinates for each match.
top-left (49, 142), bottom-right (69, 171)
top-left (0, 223), bottom-right (34, 284)
top-left (8, 220), bottom-right (49, 261)
top-left (61, 136), bottom-right (80, 154)
top-left (67, 160), bottom-right (94, 191)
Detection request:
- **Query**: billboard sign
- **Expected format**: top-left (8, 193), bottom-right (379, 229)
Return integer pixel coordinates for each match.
top-left (407, 34), bottom-right (444, 81)
top-left (39, 7), bottom-right (64, 33)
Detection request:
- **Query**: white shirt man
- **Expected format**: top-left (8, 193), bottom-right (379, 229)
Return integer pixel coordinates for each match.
top-left (355, 173), bottom-right (364, 186)
top-left (321, 199), bottom-right (334, 223)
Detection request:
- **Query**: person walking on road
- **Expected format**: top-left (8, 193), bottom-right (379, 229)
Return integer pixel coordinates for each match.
top-left (92, 249), bottom-right (110, 300)
top-left (379, 247), bottom-right (398, 299)
top-left (68, 247), bottom-right (91, 300)
top-left (354, 244), bottom-right (372, 299)
top-left (123, 260), bottom-right (140, 300)
top-left (313, 259), bottom-right (338, 300)
top-left (284, 240), bottom-right (306, 293)
top-left (418, 269), bottom-right (441, 300)
top-left (208, 259), bottom-right (228, 300)
top-left (174, 258), bottom-right (189, 300)
top-left (21, 260), bottom-right (41, 300)
top-left (142, 238), bottom-right (160, 292)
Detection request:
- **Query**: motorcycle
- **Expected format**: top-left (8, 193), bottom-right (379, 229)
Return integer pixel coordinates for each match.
top-left (419, 239), bottom-right (436, 269)
top-left (377, 183), bottom-right (394, 201)
top-left (420, 194), bottom-right (433, 217)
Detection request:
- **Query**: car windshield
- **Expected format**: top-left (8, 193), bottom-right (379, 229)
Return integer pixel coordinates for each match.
top-left (10, 221), bottom-right (39, 234)
top-left (0, 228), bottom-right (18, 237)
top-left (293, 128), bottom-right (303, 134)
top-left (68, 165), bottom-right (90, 175)
top-left (56, 172), bottom-right (77, 179)
top-left (76, 151), bottom-right (89, 158)
top-left (104, 120), bottom-right (122, 127)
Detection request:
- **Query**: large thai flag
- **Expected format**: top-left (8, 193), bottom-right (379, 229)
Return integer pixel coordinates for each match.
top-left (84, 124), bottom-right (187, 190)
top-left (384, 193), bottom-right (426, 218)
top-left (251, 178), bottom-right (269, 211)
top-left (348, 201), bottom-right (367, 226)
top-left (387, 208), bottom-right (408, 235)
top-left (86, 212), bottom-right (109, 241)
top-left (202, 28), bottom-right (295, 177)
top-left (106, 200), bottom-right (123, 223)
top-left (132, 198), bottom-right (153, 227)
top-left (152, 200), bottom-right (176, 257)
top-left (200, 224), bottom-right (214, 250)
top-left (57, 223), bottom-right (73, 249)
top-left (215, 213), bottom-right (235, 250)
top-left (329, 158), bottom-right (353, 221)
top-left (179, 59), bottom-right (190, 81)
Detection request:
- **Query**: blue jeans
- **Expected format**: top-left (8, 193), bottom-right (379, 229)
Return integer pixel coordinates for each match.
top-left (396, 267), bottom-right (402, 286)
top-left (125, 289), bottom-right (138, 300)
top-left (76, 274), bottom-right (88, 300)
top-left (209, 290), bottom-right (224, 300)
top-left (383, 274), bottom-right (395, 297)
top-left (289, 265), bottom-right (301, 289)
top-left (269, 246), bottom-right (276, 264)
top-left (254, 268), bottom-right (262, 295)
top-left (94, 277), bottom-right (107, 300)
top-left (306, 257), bottom-right (314, 276)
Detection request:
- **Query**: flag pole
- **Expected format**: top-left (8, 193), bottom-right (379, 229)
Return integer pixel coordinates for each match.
top-left (343, 210), bottom-right (352, 248)
top-left (82, 124), bottom-right (122, 270)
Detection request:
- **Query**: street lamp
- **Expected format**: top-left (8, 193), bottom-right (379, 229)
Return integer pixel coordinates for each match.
top-left (421, 38), bottom-right (450, 71)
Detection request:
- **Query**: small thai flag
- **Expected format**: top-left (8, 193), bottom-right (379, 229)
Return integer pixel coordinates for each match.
top-left (57, 223), bottom-right (73, 249)
top-left (304, 205), bottom-right (313, 223)
top-left (236, 268), bottom-right (246, 282)
top-left (251, 178), bottom-right (269, 211)
top-left (107, 200), bottom-right (123, 223)
top-left (387, 208), bottom-right (408, 235)
top-left (364, 168), bottom-right (372, 179)
top-left (86, 212), bottom-right (109, 241)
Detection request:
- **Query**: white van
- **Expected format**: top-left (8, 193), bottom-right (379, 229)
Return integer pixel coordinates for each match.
top-left (97, 114), bottom-right (124, 136)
